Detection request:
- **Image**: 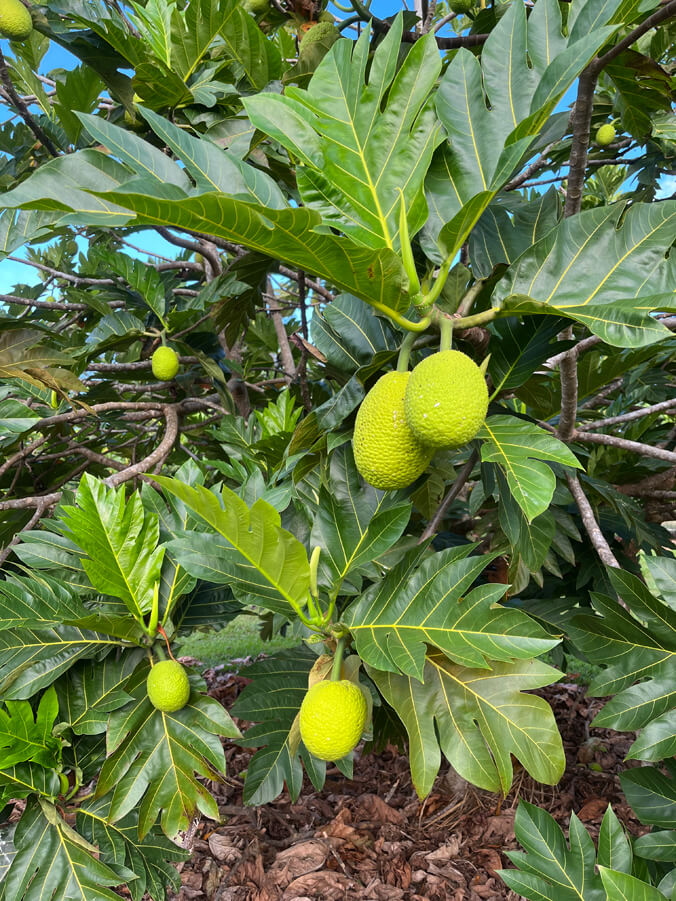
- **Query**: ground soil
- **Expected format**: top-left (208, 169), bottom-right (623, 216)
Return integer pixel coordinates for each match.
top-left (164, 661), bottom-right (646, 901)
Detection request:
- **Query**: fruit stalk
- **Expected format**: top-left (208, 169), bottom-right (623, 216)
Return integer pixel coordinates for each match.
top-left (396, 331), bottom-right (417, 372)
top-left (440, 316), bottom-right (453, 352)
top-left (331, 636), bottom-right (347, 681)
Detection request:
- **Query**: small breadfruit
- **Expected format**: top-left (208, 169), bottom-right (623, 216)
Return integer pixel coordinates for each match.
top-left (318, 9), bottom-right (334, 21)
top-left (299, 20), bottom-right (338, 50)
top-left (449, 0), bottom-right (474, 13)
top-left (0, 0), bottom-right (32, 39)
top-left (595, 123), bottom-right (616, 147)
top-left (300, 680), bottom-right (367, 761)
top-left (151, 346), bottom-right (180, 381)
top-left (147, 660), bottom-right (191, 712)
top-left (404, 350), bottom-right (488, 449)
top-left (353, 370), bottom-right (434, 490)
top-left (244, 0), bottom-right (270, 14)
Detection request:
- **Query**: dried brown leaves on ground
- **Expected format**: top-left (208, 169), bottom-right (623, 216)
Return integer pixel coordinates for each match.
top-left (161, 667), bottom-right (643, 901)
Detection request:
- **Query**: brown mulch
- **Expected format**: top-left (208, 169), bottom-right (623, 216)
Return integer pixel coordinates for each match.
top-left (162, 663), bottom-right (646, 901)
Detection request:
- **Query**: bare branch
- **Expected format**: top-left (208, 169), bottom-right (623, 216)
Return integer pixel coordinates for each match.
top-left (0, 501), bottom-right (49, 566)
top-left (268, 288), bottom-right (296, 381)
top-left (617, 465), bottom-right (676, 496)
top-left (504, 143), bottom-right (558, 192)
top-left (419, 449), bottom-right (479, 544)
top-left (578, 398), bottom-right (676, 431)
top-left (565, 473), bottom-right (620, 568)
top-left (1, 292), bottom-right (123, 312)
top-left (575, 430), bottom-right (676, 464)
top-left (106, 407), bottom-right (179, 486)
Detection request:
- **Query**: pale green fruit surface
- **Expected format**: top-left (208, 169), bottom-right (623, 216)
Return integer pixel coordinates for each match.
top-left (300, 680), bottom-right (367, 761)
top-left (449, 0), bottom-right (474, 13)
top-left (299, 20), bottom-right (338, 49)
top-left (404, 350), bottom-right (488, 449)
top-left (353, 371), bottom-right (434, 490)
top-left (595, 124), bottom-right (616, 146)
top-left (0, 0), bottom-right (32, 39)
top-left (151, 346), bottom-right (179, 380)
top-left (147, 660), bottom-right (191, 712)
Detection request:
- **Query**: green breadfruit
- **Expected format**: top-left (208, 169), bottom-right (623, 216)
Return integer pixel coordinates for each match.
top-left (404, 350), bottom-right (488, 450)
top-left (0, 0), bottom-right (33, 39)
top-left (146, 660), bottom-right (191, 713)
top-left (244, 0), bottom-right (271, 14)
top-left (318, 10), bottom-right (334, 21)
top-left (151, 346), bottom-right (180, 381)
top-left (300, 680), bottom-right (367, 761)
top-left (353, 370), bottom-right (434, 491)
top-left (595, 123), bottom-right (616, 147)
top-left (299, 20), bottom-right (339, 52)
top-left (449, 0), bottom-right (474, 13)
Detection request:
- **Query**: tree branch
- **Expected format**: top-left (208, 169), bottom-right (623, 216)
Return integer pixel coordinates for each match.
top-left (590, 0), bottom-right (676, 76)
top-left (566, 474), bottom-right (620, 568)
top-left (0, 48), bottom-right (59, 156)
top-left (575, 430), bottom-right (676, 464)
top-left (419, 449), bottom-right (479, 544)
top-left (578, 398), bottom-right (676, 431)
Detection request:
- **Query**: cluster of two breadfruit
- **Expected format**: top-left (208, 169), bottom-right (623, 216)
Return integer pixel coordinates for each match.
top-left (353, 349), bottom-right (488, 490)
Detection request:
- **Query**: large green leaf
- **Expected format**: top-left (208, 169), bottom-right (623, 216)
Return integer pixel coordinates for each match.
top-left (0, 571), bottom-right (89, 631)
top-left (347, 546), bottom-right (557, 681)
top-left (230, 646), bottom-right (322, 806)
top-left (311, 446), bottom-right (411, 595)
top-left (0, 687), bottom-right (61, 770)
top-left (59, 475), bottom-right (165, 621)
top-left (499, 802), bottom-right (631, 901)
top-left (488, 315), bottom-right (569, 394)
top-left (622, 765), bottom-right (676, 829)
top-left (311, 294), bottom-right (400, 376)
top-left (97, 662), bottom-right (239, 838)
top-left (77, 795), bottom-right (187, 901)
top-left (0, 799), bottom-right (129, 901)
top-left (56, 654), bottom-right (141, 736)
top-left (599, 868), bottom-right (669, 901)
top-left (424, 0), bottom-right (617, 254)
top-left (369, 651), bottom-right (564, 796)
top-left (216, 0), bottom-right (281, 89)
top-left (478, 415), bottom-right (583, 521)
top-left (570, 568), bottom-right (676, 762)
top-left (492, 202), bottom-right (676, 347)
top-left (469, 190), bottom-right (562, 279)
top-left (158, 477), bottom-right (311, 615)
top-left (0, 763), bottom-right (60, 808)
top-left (0, 627), bottom-right (120, 701)
top-left (245, 16), bottom-right (442, 251)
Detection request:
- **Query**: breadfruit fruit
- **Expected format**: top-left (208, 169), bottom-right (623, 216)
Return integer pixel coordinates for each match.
top-left (404, 350), bottom-right (488, 449)
top-left (146, 660), bottom-right (191, 712)
top-left (353, 370), bottom-right (434, 490)
top-left (449, 0), bottom-right (474, 13)
top-left (595, 124), bottom-right (616, 147)
top-left (244, 0), bottom-right (270, 14)
top-left (300, 680), bottom-right (367, 761)
top-left (0, 0), bottom-right (32, 39)
top-left (299, 20), bottom-right (338, 50)
top-left (151, 346), bottom-right (180, 381)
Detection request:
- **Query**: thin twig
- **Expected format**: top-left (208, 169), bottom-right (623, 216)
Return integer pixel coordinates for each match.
top-left (578, 398), bottom-right (676, 431)
top-left (565, 474), bottom-right (620, 569)
top-left (419, 449), bottom-right (479, 543)
top-left (575, 431), bottom-right (676, 464)
top-left (0, 48), bottom-right (59, 156)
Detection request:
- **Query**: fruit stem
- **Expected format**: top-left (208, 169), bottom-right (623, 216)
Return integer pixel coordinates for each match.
top-left (453, 307), bottom-right (500, 329)
top-left (369, 300), bottom-right (431, 333)
top-left (397, 189), bottom-right (421, 295)
top-left (157, 625), bottom-right (176, 661)
top-left (147, 581), bottom-right (159, 637)
top-left (439, 316), bottom-right (453, 352)
top-left (331, 636), bottom-right (346, 682)
top-left (396, 331), bottom-right (417, 372)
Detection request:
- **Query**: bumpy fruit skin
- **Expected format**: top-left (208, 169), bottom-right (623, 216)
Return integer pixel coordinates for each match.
top-left (299, 20), bottom-right (338, 49)
top-left (244, 0), bottom-right (270, 14)
top-left (405, 350), bottom-right (488, 449)
top-left (0, 0), bottom-right (33, 39)
top-left (151, 346), bottom-right (180, 381)
top-left (595, 124), bottom-right (616, 147)
top-left (449, 0), bottom-right (474, 13)
top-left (300, 680), bottom-right (367, 761)
top-left (353, 371), bottom-right (434, 490)
top-left (147, 660), bottom-right (191, 712)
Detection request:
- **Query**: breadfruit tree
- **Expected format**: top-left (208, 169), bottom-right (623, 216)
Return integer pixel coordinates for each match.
top-left (0, 0), bottom-right (674, 896)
